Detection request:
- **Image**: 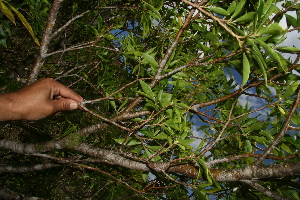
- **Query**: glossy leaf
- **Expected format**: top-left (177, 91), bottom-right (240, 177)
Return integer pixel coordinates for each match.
top-left (256, 22), bottom-right (285, 37)
top-left (142, 0), bottom-right (161, 20)
top-left (208, 7), bottom-right (230, 16)
top-left (283, 81), bottom-right (299, 99)
top-left (230, 0), bottom-right (246, 19)
top-left (227, 1), bottom-right (236, 14)
top-left (234, 12), bottom-right (255, 23)
top-left (139, 80), bottom-right (155, 100)
top-left (8, 2), bottom-right (40, 45)
top-left (276, 46), bottom-right (300, 53)
top-left (0, 1), bottom-right (15, 24)
top-left (141, 52), bottom-right (159, 70)
top-left (252, 43), bottom-right (268, 83)
top-left (255, 39), bottom-right (284, 71)
top-left (242, 53), bottom-right (250, 85)
top-left (285, 14), bottom-right (298, 28)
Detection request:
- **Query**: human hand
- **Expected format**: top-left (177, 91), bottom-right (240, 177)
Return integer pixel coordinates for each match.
top-left (0, 78), bottom-right (83, 121)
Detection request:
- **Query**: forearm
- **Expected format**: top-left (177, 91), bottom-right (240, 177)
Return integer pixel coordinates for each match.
top-left (0, 92), bottom-right (22, 121)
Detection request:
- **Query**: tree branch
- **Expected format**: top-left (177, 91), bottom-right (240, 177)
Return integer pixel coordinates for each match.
top-left (253, 89), bottom-right (300, 166)
top-left (51, 10), bottom-right (90, 40)
top-left (27, 0), bottom-right (65, 84)
top-left (241, 180), bottom-right (292, 200)
top-left (207, 153), bottom-right (300, 167)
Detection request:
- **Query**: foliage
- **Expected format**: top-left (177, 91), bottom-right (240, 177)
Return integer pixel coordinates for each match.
top-left (1, 0), bottom-right (300, 199)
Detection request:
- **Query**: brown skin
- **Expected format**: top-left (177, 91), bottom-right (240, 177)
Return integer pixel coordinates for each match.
top-left (0, 78), bottom-right (83, 121)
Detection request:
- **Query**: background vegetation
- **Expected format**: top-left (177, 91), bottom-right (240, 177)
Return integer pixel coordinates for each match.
top-left (0, 0), bottom-right (300, 199)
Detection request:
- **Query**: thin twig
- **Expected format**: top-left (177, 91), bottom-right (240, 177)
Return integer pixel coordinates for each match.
top-left (182, 0), bottom-right (243, 46)
top-left (198, 99), bottom-right (238, 157)
top-left (253, 89), bottom-right (300, 166)
top-left (51, 10), bottom-right (91, 39)
top-left (241, 180), bottom-right (292, 200)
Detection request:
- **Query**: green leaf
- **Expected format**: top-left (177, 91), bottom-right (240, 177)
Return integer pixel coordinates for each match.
top-left (114, 138), bottom-right (141, 146)
top-left (234, 12), bottom-right (255, 23)
top-left (166, 120), bottom-right (179, 130)
top-left (139, 80), bottom-right (155, 100)
top-left (284, 136), bottom-right (300, 149)
top-left (114, 138), bottom-right (126, 144)
top-left (141, 52), bottom-right (159, 70)
top-left (276, 46), bottom-right (300, 53)
top-left (194, 187), bottom-right (210, 200)
top-left (262, 0), bottom-right (273, 15)
top-left (206, 187), bottom-right (223, 193)
top-left (252, 43), bottom-right (268, 83)
top-left (285, 14), bottom-right (298, 28)
top-left (257, 0), bottom-right (264, 20)
top-left (179, 138), bottom-right (195, 146)
top-left (255, 39), bottom-right (284, 71)
top-left (154, 132), bottom-right (168, 139)
top-left (230, 0), bottom-right (246, 20)
top-left (97, 16), bottom-right (102, 31)
top-left (8, 3), bottom-right (40, 45)
top-left (168, 80), bottom-right (193, 88)
top-left (127, 139), bottom-right (141, 146)
top-left (278, 106), bottom-right (286, 115)
top-left (227, 1), bottom-right (237, 14)
top-left (242, 53), bottom-right (250, 85)
top-left (142, 173), bottom-right (148, 183)
top-left (145, 99), bottom-right (159, 111)
top-left (160, 93), bottom-right (172, 107)
top-left (142, 0), bottom-right (161, 20)
top-left (0, 1), bottom-right (15, 24)
top-left (256, 22), bottom-right (285, 37)
top-left (283, 81), bottom-right (299, 99)
top-left (109, 100), bottom-right (117, 111)
top-left (118, 97), bottom-right (128, 112)
top-left (208, 7), bottom-right (230, 16)
top-left (249, 122), bottom-right (264, 131)
top-left (176, 102), bottom-right (190, 110)
top-left (291, 115), bottom-right (300, 126)
top-left (197, 158), bottom-right (212, 184)
top-left (250, 136), bottom-right (268, 145)
top-left (281, 143), bottom-right (292, 154)
top-left (244, 140), bottom-right (252, 153)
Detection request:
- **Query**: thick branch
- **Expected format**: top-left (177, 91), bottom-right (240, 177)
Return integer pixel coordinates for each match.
top-left (27, 0), bottom-right (64, 84)
top-left (75, 143), bottom-right (300, 181)
top-left (211, 162), bottom-right (300, 182)
top-left (2, 140), bottom-right (300, 182)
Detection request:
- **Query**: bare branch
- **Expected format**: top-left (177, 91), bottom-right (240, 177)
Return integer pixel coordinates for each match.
top-left (198, 99), bottom-right (238, 157)
top-left (51, 10), bottom-right (91, 39)
top-left (27, 0), bottom-right (65, 84)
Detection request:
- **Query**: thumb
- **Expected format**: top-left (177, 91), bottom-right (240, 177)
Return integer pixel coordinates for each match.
top-left (52, 99), bottom-right (79, 112)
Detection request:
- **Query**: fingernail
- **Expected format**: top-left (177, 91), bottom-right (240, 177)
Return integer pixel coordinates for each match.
top-left (70, 102), bottom-right (78, 110)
